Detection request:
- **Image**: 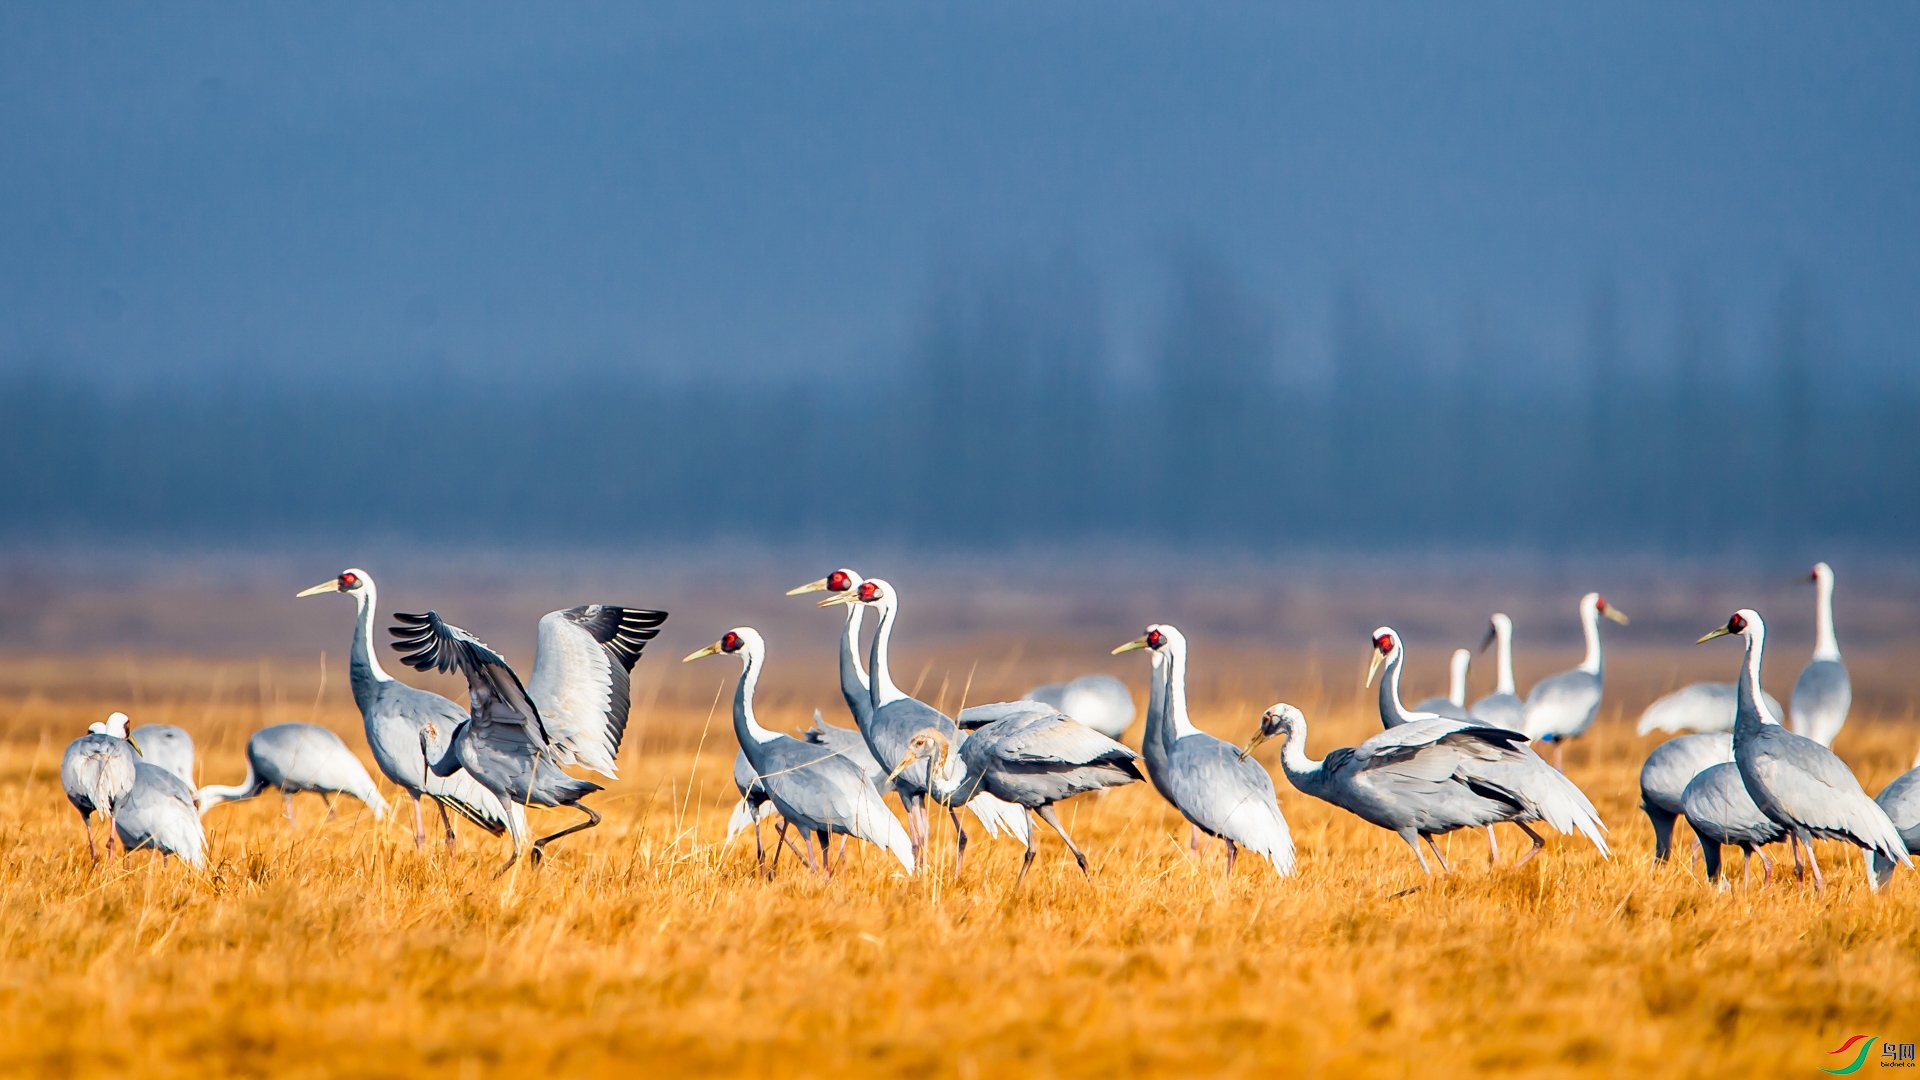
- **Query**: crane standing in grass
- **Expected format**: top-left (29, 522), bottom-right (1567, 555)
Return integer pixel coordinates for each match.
top-left (196, 723), bottom-right (390, 824)
top-left (61, 712), bottom-right (141, 864)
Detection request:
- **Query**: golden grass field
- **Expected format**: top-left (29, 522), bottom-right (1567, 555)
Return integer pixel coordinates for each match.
top-left (1, 632), bottom-right (1917, 1079)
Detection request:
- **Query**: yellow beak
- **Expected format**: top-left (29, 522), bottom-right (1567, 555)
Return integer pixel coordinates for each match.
top-left (1112, 637), bottom-right (1148, 655)
top-left (1238, 729), bottom-right (1270, 761)
top-left (126, 735), bottom-right (144, 757)
top-left (817, 592), bottom-right (857, 608)
top-left (884, 755), bottom-right (919, 785)
top-left (786, 578), bottom-right (829, 596)
top-left (1696, 626), bottom-right (1732, 645)
top-left (295, 580), bottom-right (338, 598)
top-left (1603, 606), bottom-right (1630, 626)
top-left (682, 642), bottom-right (724, 663)
top-left (1365, 649), bottom-right (1386, 688)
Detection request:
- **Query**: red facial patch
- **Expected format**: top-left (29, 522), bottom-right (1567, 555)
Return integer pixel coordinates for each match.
top-left (1728, 613), bottom-right (1746, 634)
top-left (827, 571), bottom-right (851, 592)
top-left (1596, 596), bottom-right (1609, 612)
top-left (721, 631), bottom-right (744, 653)
top-left (1146, 628), bottom-right (1166, 649)
top-left (857, 582), bottom-right (881, 602)
top-left (1374, 633), bottom-right (1394, 653)
top-left (340, 572), bottom-right (359, 588)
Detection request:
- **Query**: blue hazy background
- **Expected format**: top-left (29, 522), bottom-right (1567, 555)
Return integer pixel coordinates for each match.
top-left (2, 3), bottom-right (1916, 551)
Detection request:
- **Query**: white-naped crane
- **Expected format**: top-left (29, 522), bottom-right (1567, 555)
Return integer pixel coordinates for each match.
top-left (129, 724), bottom-right (195, 787)
top-left (1636, 680), bottom-right (1784, 736)
top-left (1698, 608), bottom-right (1907, 892)
top-left (1468, 613), bottom-right (1525, 731)
top-left (1868, 767), bottom-right (1920, 890)
top-left (1113, 625), bottom-right (1294, 877)
top-left (1367, 627), bottom-right (1609, 866)
top-left (886, 707), bottom-right (1141, 884)
top-left (297, 569), bottom-right (511, 851)
top-left (819, 579), bottom-right (1032, 874)
top-left (1682, 762), bottom-right (1787, 887)
top-left (1789, 562), bottom-right (1850, 747)
top-left (61, 712), bottom-right (140, 864)
top-left (1242, 703), bottom-right (1607, 875)
top-left (389, 601), bottom-right (666, 874)
top-left (1638, 732), bottom-right (1733, 862)
top-left (686, 627), bottom-right (915, 878)
top-left (196, 723), bottom-right (390, 824)
top-left (1522, 593), bottom-right (1629, 768)
top-left (116, 761), bottom-right (206, 869)
top-left (1412, 648), bottom-right (1473, 721)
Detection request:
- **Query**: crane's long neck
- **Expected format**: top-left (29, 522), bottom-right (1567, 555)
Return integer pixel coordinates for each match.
top-left (1164, 642), bottom-right (1200, 741)
top-left (194, 760), bottom-right (262, 815)
top-left (349, 585), bottom-right (392, 716)
top-left (1813, 573), bottom-right (1840, 661)
top-left (867, 597), bottom-right (906, 707)
top-left (927, 734), bottom-right (968, 804)
top-left (1142, 651), bottom-right (1169, 749)
top-left (733, 644), bottom-right (780, 747)
top-left (1579, 604), bottom-right (1604, 676)
top-left (1495, 620), bottom-right (1515, 696)
top-left (1733, 624), bottom-right (1768, 743)
top-left (1448, 650), bottom-right (1469, 708)
top-left (840, 601), bottom-right (873, 723)
top-left (1378, 649), bottom-right (1418, 728)
top-left (1277, 725), bottom-right (1325, 789)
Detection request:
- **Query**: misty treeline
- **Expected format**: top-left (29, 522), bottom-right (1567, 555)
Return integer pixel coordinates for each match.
top-left (0, 255), bottom-right (1913, 551)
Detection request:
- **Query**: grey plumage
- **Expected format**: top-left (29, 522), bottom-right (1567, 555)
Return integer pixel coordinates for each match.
top-left (1703, 608), bottom-right (1908, 892)
top-left (1681, 762), bottom-right (1786, 885)
top-left (1021, 674), bottom-right (1137, 739)
top-left (895, 709), bottom-right (1141, 881)
top-left (1869, 768), bottom-right (1920, 889)
top-left (1637, 732), bottom-right (1733, 860)
top-left (1636, 681), bottom-right (1784, 736)
top-left (1116, 624), bottom-right (1294, 876)
top-left (115, 762), bottom-right (206, 868)
top-left (130, 724), bottom-right (195, 786)
top-left (1522, 592), bottom-right (1628, 762)
top-left (196, 723), bottom-right (390, 822)
top-left (822, 578), bottom-right (1032, 871)
top-left (688, 627), bottom-right (913, 876)
top-left (392, 606), bottom-right (663, 873)
top-left (60, 712), bottom-right (139, 863)
top-left (1413, 648), bottom-right (1473, 721)
top-left (1468, 613), bottom-right (1525, 731)
top-left (297, 568), bottom-right (511, 849)
top-left (1789, 561), bottom-right (1849, 747)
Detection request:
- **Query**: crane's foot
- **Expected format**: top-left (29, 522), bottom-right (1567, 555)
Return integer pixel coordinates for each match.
top-left (1509, 822), bottom-right (1547, 869)
top-left (492, 852), bottom-right (521, 879)
top-left (1014, 848), bottom-right (1037, 887)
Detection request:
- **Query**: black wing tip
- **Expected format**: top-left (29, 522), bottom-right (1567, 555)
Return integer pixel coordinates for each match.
top-left (565, 605), bottom-right (670, 671)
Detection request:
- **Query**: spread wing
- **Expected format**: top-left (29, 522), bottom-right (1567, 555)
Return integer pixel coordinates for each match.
top-left (524, 605), bottom-right (667, 779)
top-left (389, 611), bottom-right (551, 754)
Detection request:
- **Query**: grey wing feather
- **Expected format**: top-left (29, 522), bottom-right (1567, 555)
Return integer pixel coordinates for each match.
top-left (390, 611), bottom-right (551, 751)
top-left (525, 605), bottom-right (667, 778)
top-left (956, 700), bottom-right (1057, 729)
top-left (1638, 732), bottom-right (1734, 816)
top-left (803, 709), bottom-right (885, 782)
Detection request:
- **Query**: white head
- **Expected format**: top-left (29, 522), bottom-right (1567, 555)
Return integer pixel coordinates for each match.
top-left (1697, 608), bottom-right (1765, 647)
top-left (103, 712), bottom-right (131, 739)
top-left (1241, 702), bottom-right (1306, 758)
top-left (297, 567), bottom-right (373, 601)
top-left (1366, 626), bottom-right (1404, 687)
top-left (1580, 592), bottom-right (1630, 626)
top-left (787, 568), bottom-right (864, 598)
top-left (1802, 562), bottom-right (1834, 588)
top-left (1480, 613), bottom-right (1512, 651)
top-left (819, 577), bottom-right (892, 613)
top-left (1112, 623), bottom-right (1185, 658)
top-left (683, 626), bottom-right (766, 666)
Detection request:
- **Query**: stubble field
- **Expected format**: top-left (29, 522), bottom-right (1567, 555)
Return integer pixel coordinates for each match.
top-left (1, 616), bottom-right (1917, 1079)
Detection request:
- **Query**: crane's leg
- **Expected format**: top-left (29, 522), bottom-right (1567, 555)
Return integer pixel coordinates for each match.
top-left (948, 806), bottom-right (970, 878)
top-left (775, 820), bottom-right (809, 867)
top-left (1225, 839), bottom-right (1239, 877)
top-left (1799, 831), bottom-right (1826, 893)
top-left (1014, 810), bottom-right (1039, 887)
top-left (798, 830), bottom-right (823, 876)
top-left (1485, 825), bottom-right (1501, 865)
top-left (1509, 822), bottom-right (1548, 868)
top-left (816, 831), bottom-right (834, 881)
top-left (1035, 804), bottom-right (1090, 877)
top-left (1401, 831), bottom-right (1433, 875)
top-left (322, 793), bottom-right (339, 822)
top-left (284, 791), bottom-right (298, 830)
top-left (753, 818), bottom-right (769, 880)
top-left (492, 804), bottom-right (529, 878)
top-left (436, 799), bottom-right (459, 855)
top-left (1189, 824), bottom-right (1202, 854)
top-left (903, 793), bottom-right (926, 864)
top-left (80, 809), bottom-right (99, 865)
top-left (1424, 835), bottom-right (1453, 874)
top-left (834, 833), bottom-right (848, 874)
top-left (1553, 741), bottom-right (1564, 771)
top-left (411, 796), bottom-right (427, 851)
top-left (531, 803), bottom-right (602, 865)
top-left (1760, 848), bottom-right (1775, 885)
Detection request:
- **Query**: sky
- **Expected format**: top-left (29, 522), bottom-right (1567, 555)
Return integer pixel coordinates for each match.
top-left (1, 2), bottom-right (1914, 389)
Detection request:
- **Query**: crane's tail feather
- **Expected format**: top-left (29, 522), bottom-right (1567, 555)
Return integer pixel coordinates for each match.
top-left (965, 792), bottom-right (1032, 844)
top-left (725, 797), bottom-right (758, 842)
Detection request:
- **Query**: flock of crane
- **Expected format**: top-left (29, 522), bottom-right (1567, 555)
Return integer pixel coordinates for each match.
top-left (55, 562), bottom-right (1920, 894)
